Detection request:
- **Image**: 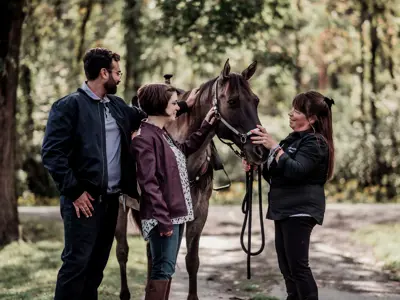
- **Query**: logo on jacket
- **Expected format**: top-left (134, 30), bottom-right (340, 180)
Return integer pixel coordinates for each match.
top-left (287, 146), bottom-right (297, 154)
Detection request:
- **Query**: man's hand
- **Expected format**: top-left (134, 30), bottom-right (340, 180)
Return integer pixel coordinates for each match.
top-left (160, 230), bottom-right (173, 237)
top-left (73, 191), bottom-right (95, 218)
top-left (186, 88), bottom-right (199, 108)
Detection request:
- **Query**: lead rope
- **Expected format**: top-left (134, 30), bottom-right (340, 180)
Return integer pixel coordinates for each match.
top-left (240, 166), bottom-right (266, 279)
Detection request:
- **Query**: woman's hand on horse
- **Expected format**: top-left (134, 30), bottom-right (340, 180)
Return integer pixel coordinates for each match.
top-left (186, 88), bottom-right (200, 108)
top-left (242, 159), bottom-right (251, 172)
top-left (160, 230), bottom-right (173, 237)
top-left (131, 130), bottom-right (138, 141)
top-left (250, 125), bottom-right (278, 150)
top-left (204, 107), bottom-right (218, 125)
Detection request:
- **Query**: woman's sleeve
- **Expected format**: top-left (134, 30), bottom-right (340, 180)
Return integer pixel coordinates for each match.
top-left (276, 135), bottom-right (327, 179)
top-left (132, 136), bottom-right (173, 233)
top-left (174, 120), bottom-right (215, 157)
top-left (262, 163), bottom-right (272, 184)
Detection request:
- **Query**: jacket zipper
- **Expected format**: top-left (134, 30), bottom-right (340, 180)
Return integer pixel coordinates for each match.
top-left (108, 102), bottom-right (128, 193)
top-left (98, 102), bottom-right (107, 193)
top-left (114, 114), bottom-right (128, 192)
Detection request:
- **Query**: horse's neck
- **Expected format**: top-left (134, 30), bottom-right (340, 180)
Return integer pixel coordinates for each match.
top-left (167, 107), bottom-right (206, 143)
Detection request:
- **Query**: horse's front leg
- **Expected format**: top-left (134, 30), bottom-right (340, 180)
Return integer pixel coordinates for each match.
top-left (185, 198), bottom-right (210, 300)
top-left (115, 205), bottom-right (131, 300)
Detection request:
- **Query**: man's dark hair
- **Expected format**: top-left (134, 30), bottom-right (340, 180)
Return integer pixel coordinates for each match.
top-left (137, 84), bottom-right (177, 116)
top-left (83, 48), bottom-right (120, 80)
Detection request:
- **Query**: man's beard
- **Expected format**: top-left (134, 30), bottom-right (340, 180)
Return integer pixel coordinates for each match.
top-left (104, 77), bottom-right (118, 94)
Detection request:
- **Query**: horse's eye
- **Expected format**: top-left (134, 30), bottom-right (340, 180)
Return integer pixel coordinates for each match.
top-left (228, 99), bottom-right (236, 105)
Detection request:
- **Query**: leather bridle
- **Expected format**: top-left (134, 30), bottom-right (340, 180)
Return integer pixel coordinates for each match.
top-left (211, 79), bottom-right (256, 156)
top-left (211, 78), bottom-right (266, 279)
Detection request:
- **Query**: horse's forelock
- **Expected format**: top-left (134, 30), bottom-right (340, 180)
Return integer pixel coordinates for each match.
top-left (226, 73), bottom-right (252, 99)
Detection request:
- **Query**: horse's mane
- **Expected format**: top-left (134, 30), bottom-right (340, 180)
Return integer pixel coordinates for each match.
top-left (167, 77), bottom-right (217, 142)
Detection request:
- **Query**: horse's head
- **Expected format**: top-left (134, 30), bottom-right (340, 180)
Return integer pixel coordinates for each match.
top-left (209, 59), bottom-right (268, 165)
top-left (168, 60), bottom-right (268, 165)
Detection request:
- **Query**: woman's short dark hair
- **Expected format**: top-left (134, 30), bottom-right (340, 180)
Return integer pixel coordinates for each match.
top-left (83, 48), bottom-right (120, 80)
top-left (137, 84), bottom-right (177, 116)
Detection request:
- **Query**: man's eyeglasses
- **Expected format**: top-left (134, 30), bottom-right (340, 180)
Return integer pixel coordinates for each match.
top-left (106, 69), bottom-right (123, 77)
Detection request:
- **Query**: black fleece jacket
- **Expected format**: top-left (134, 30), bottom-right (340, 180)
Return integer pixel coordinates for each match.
top-left (263, 130), bottom-right (329, 224)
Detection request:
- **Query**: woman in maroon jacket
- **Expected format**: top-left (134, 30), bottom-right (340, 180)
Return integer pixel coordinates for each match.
top-left (131, 83), bottom-right (217, 300)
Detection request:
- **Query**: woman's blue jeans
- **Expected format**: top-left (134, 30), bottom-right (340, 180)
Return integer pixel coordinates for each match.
top-left (148, 224), bottom-right (184, 280)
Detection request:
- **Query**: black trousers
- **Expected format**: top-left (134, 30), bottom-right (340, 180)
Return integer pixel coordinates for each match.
top-left (54, 194), bottom-right (120, 300)
top-left (274, 217), bottom-right (318, 300)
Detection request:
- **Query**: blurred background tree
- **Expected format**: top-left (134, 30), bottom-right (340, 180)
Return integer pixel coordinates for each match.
top-left (0, 0), bottom-right (26, 247)
top-left (1, 0), bottom-right (400, 245)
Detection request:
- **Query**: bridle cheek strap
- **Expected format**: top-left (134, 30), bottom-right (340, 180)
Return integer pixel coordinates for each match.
top-left (212, 79), bottom-right (258, 145)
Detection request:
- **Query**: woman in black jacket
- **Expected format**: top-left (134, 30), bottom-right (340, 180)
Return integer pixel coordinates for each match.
top-left (244, 91), bottom-right (335, 300)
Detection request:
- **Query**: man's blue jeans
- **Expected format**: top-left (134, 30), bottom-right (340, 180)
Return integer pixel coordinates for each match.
top-left (148, 224), bottom-right (184, 280)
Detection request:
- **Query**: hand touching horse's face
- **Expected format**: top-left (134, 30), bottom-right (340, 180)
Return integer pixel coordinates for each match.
top-left (214, 60), bottom-right (268, 165)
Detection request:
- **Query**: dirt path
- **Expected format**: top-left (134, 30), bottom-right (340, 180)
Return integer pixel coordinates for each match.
top-left (19, 204), bottom-right (400, 300)
top-left (170, 204), bottom-right (400, 300)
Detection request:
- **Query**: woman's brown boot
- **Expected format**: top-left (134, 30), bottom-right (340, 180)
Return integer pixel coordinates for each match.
top-left (144, 280), bottom-right (169, 300)
top-left (165, 279), bottom-right (172, 300)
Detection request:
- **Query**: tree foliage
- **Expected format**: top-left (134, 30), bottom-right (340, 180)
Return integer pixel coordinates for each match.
top-left (0, 0), bottom-right (399, 218)
top-left (156, 0), bottom-right (291, 63)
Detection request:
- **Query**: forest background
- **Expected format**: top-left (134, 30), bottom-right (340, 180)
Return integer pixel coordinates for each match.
top-left (1, 0), bottom-right (400, 246)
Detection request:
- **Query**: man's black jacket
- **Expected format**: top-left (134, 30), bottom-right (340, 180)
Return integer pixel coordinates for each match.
top-left (42, 88), bottom-right (188, 202)
top-left (263, 130), bottom-right (329, 224)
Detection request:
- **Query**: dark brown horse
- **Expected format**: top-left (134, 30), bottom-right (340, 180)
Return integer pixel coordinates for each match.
top-left (115, 59), bottom-right (268, 300)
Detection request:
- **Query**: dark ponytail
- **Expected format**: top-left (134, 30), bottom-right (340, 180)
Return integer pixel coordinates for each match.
top-left (292, 91), bottom-right (335, 180)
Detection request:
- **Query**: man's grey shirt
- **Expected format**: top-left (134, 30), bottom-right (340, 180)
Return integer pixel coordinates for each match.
top-left (81, 82), bottom-right (121, 193)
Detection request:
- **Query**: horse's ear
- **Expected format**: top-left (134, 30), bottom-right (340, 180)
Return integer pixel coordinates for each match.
top-left (242, 61), bottom-right (257, 81)
top-left (219, 59), bottom-right (231, 81)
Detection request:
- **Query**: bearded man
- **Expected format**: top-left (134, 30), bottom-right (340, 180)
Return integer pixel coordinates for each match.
top-left (41, 48), bottom-right (192, 300)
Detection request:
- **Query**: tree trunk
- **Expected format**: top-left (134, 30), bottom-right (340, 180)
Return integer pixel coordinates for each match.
top-left (318, 63), bottom-right (328, 91)
top-left (293, 0), bottom-right (302, 93)
top-left (76, 0), bottom-right (94, 63)
top-left (123, 0), bottom-right (143, 102)
top-left (384, 8), bottom-right (398, 199)
top-left (386, 9), bottom-right (397, 91)
top-left (368, 4), bottom-right (384, 200)
top-left (356, 0), bottom-right (372, 188)
top-left (358, 0), bottom-right (367, 117)
top-left (0, 0), bottom-right (25, 246)
top-left (20, 65), bottom-right (34, 144)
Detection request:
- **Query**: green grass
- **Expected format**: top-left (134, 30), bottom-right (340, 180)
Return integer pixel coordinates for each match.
top-left (0, 217), bottom-right (147, 300)
top-left (234, 281), bottom-right (280, 300)
top-left (354, 222), bottom-right (400, 281)
top-left (250, 295), bottom-right (279, 300)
